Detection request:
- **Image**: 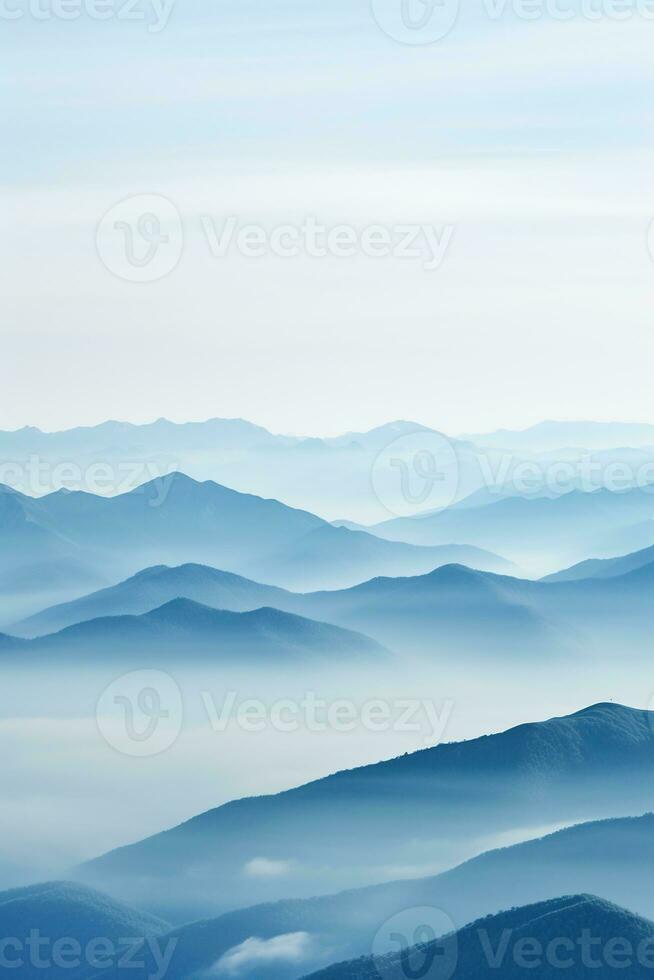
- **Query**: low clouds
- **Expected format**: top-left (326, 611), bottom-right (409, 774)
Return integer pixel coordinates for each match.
top-left (243, 856), bottom-right (296, 878)
top-left (213, 932), bottom-right (315, 977)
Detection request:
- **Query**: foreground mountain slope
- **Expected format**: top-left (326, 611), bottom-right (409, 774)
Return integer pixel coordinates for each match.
top-left (77, 704), bottom-right (654, 919)
top-left (305, 895), bottom-right (654, 980)
top-left (3, 599), bottom-right (384, 662)
top-left (95, 813), bottom-right (654, 979)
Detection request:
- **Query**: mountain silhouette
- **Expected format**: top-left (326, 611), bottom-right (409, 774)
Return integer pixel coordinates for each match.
top-left (302, 563), bottom-right (555, 655)
top-left (462, 419), bottom-right (654, 451)
top-left (77, 703), bottom-right (654, 920)
top-left (86, 813), bottom-right (654, 980)
top-left (305, 895), bottom-right (654, 980)
top-left (369, 487), bottom-right (654, 574)
top-left (13, 563), bottom-right (302, 638)
top-left (0, 475), bottom-right (513, 596)
top-left (0, 880), bottom-right (169, 979)
top-left (543, 543), bottom-right (654, 582)
top-left (3, 599), bottom-right (384, 662)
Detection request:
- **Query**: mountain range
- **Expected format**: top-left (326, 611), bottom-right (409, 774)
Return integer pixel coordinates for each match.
top-left (0, 419), bottom-right (471, 524)
top-left (462, 419), bottom-right (654, 452)
top-left (12, 563), bottom-right (303, 638)
top-left (10, 537), bottom-right (654, 661)
top-left (367, 487), bottom-right (654, 575)
top-left (10, 884), bottom-right (654, 980)
top-left (6, 419), bottom-right (654, 979)
top-left (1, 598), bottom-right (384, 663)
top-left (11, 561), bottom-right (544, 657)
top-left (7, 417), bottom-right (654, 526)
top-left (0, 474), bottom-right (514, 627)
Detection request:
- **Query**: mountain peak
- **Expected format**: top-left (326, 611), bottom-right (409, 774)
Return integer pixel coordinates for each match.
top-left (567, 701), bottom-right (641, 720)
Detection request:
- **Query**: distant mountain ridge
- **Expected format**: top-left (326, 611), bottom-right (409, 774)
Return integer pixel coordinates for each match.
top-left (0, 475), bottom-right (515, 601)
top-left (1, 598), bottom-right (385, 662)
top-left (6, 416), bottom-right (654, 527)
top-left (367, 486), bottom-right (654, 574)
top-left (12, 563), bottom-right (303, 638)
top-left (542, 543), bottom-right (654, 583)
top-left (0, 417), bottom-right (460, 455)
top-left (461, 419), bottom-right (654, 451)
top-left (6, 415), bottom-right (654, 455)
top-left (13, 547), bottom-right (654, 659)
top-left (301, 563), bottom-right (555, 655)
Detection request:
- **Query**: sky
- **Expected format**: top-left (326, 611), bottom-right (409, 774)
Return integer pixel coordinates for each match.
top-left (2, 0), bottom-right (654, 437)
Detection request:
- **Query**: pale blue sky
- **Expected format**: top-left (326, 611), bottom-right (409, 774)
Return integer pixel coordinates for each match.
top-left (2, 0), bottom-right (654, 434)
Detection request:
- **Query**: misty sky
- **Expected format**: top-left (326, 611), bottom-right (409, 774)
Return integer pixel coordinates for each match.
top-left (3, 0), bottom-right (654, 436)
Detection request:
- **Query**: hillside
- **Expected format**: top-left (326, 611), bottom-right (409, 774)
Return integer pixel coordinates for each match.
top-left (305, 895), bottom-right (654, 980)
top-left (77, 703), bottom-right (654, 920)
top-left (3, 599), bottom-right (384, 662)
